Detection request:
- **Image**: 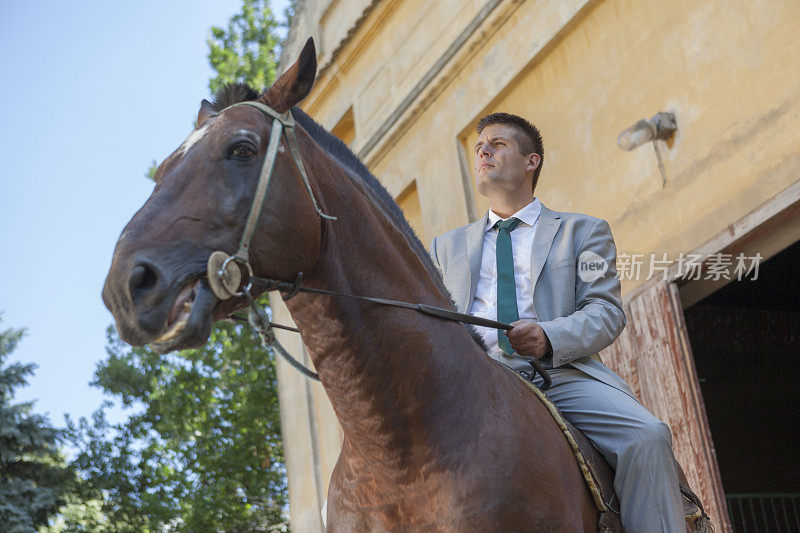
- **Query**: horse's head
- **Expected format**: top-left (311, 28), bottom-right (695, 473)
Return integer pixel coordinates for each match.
top-left (103, 38), bottom-right (323, 353)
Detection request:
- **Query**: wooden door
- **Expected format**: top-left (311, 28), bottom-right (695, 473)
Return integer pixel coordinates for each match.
top-left (599, 281), bottom-right (732, 532)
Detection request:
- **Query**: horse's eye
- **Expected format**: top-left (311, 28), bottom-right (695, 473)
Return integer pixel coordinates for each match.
top-left (231, 144), bottom-right (255, 160)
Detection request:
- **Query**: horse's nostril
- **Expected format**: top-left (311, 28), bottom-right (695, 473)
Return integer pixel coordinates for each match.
top-left (128, 263), bottom-right (159, 297)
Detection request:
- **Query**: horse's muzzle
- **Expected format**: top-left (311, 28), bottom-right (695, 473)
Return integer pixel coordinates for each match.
top-left (103, 249), bottom-right (218, 350)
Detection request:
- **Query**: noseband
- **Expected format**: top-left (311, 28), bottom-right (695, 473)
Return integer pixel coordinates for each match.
top-left (202, 100), bottom-right (552, 389)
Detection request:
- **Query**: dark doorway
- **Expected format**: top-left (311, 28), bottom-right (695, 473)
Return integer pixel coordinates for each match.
top-left (683, 240), bottom-right (800, 531)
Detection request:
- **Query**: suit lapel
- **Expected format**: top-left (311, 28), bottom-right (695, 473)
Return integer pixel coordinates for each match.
top-left (459, 214), bottom-right (488, 313)
top-left (530, 204), bottom-right (561, 291)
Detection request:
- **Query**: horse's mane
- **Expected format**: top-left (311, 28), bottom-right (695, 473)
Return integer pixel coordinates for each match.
top-left (290, 108), bottom-right (443, 283)
top-left (211, 83), bottom-right (486, 350)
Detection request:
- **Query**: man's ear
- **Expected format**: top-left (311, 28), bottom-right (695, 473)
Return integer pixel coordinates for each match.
top-left (261, 37), bottom-right (317, 113)
top-left (526, 153), bottom-right (542, 174)
top-left (197, 99), bottom-right (216, 127)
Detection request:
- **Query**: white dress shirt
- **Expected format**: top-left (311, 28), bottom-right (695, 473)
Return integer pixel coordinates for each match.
top-left (469, 198), bottom-right (541, 369)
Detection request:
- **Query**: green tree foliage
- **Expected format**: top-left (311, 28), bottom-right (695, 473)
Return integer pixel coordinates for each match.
top-left (0, 318), bottom-right (72, 532)
top-left (207, 0), bottom-right (281, 94)
top-left (41, 494), bottom-right (122, 533)
top-left (66, 324), bottom-right (287, 531)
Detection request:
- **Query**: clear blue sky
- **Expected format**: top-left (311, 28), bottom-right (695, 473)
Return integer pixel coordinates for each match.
top-left (0, 1), bottom-right (288, 428)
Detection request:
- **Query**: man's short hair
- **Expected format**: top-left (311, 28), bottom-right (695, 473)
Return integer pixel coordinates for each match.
top-left (477, 112), bottom-right (544, 191)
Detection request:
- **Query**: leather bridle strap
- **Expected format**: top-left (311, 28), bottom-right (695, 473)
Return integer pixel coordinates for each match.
top-left (250, 274), bottom-right (553, 389)
top-left (207, 100), bottom-right (336, 300)
top-left (253, 275), bottom-right (509, 328)
top-left (222, 101), bottom-right (336, 266)
top-left (233, 105), bottom-right (285, 264)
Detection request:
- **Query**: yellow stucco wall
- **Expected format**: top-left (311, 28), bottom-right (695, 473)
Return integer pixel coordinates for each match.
top-left (277, 0), bottom-right (800, 528)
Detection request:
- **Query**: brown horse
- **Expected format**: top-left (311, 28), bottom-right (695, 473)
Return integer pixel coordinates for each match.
top-left (103, 38), bottom-right (603, 531)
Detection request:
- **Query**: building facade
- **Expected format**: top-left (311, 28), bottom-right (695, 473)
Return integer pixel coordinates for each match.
top-left (274, 1), bottom-right (800, 530)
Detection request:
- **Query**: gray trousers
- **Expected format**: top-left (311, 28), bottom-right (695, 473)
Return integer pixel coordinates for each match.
top-left (532, 366), bottom-right (686, 533)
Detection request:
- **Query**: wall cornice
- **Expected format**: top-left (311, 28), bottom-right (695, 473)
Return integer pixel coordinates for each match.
top-left (356, 0), bottom-right (594, 167)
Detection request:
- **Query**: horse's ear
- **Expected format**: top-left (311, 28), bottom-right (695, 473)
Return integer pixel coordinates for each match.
top-left (262, 37), bottom-right (316, 113)
top-left (197, 99), bottom-right (216, 127)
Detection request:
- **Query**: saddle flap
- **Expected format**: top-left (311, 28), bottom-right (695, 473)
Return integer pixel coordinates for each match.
top-left (561, 417), bottom-right (621, 532)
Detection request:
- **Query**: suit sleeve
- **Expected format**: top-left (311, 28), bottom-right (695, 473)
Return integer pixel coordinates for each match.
top-left (429, 236), bottom-right (443, 274)
top-left (538, 219), bottom-right (627, 367)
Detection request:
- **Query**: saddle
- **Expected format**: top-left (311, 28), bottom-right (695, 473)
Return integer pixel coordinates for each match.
top-left (511, 369), bottom-right (713, 532)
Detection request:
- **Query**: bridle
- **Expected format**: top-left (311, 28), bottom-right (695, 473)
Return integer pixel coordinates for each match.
top-left (204, 100), bottom-right (335, 301)
top-left (202, 100), bottom-right (552, 389)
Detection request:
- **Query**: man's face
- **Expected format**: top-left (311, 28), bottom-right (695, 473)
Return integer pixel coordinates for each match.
top-left (474, 123), bottom-right (538, 197)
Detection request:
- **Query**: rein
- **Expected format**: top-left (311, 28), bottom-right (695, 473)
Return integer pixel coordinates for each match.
top-left (204, 100), bottom-right (551, 390)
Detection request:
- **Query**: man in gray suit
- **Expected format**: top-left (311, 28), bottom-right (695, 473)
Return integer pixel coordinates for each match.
top-left (430, 113), bottom-right (685, 532)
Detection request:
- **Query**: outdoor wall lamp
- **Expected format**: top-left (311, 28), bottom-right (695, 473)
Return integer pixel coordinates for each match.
top-left (617, 112), bottom-right (677, 150)
top-left (617, 111), bottom-right (677, 187)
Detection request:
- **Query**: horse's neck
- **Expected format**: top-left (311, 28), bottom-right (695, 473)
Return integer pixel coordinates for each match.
top-left (284, 184), bottom-right (487, 462)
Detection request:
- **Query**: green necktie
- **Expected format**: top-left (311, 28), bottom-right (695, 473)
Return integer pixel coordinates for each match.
top-left (495, 217), bottom-right (522, 354)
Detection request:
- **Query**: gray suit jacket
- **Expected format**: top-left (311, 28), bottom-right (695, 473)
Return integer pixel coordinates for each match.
top-left (430, 203), bottom-right (633, 396)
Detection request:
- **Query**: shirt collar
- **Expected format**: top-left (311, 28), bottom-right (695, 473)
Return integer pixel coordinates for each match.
top-left (485, 197), bottom-right (542, 233)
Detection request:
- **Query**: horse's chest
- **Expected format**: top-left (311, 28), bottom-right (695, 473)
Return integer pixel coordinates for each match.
top-left (327, 472), bottom-right (530, 532)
